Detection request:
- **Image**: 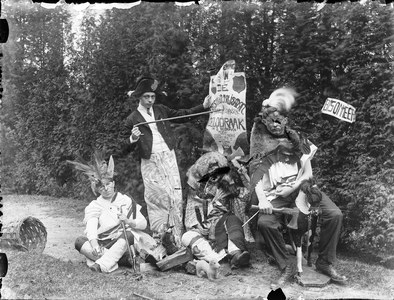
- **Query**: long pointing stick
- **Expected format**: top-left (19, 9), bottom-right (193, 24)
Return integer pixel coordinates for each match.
top-left (134, 109), bottom-right (222, 127)
top-left (242, 210), bottom-right (259, 228)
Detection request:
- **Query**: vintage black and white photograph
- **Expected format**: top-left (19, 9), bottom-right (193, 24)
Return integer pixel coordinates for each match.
top-left (1, 0), bottom-right (393, 299)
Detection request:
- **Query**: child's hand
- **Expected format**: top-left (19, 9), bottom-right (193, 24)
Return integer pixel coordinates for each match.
top-left (92, 246), bottom-right (104, 257)
top-left (118, 213), bottom-right (128, 223)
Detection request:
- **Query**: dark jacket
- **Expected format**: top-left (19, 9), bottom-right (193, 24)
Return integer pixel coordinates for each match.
top-left (124, 104), bottom-right (207, 159)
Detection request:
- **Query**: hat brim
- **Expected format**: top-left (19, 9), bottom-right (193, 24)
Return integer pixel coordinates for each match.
top-left (198, 166), bottom-right (230, 182)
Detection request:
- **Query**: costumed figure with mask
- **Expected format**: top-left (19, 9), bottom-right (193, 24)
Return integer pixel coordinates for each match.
top-left (69, 152), bottom-right (148, 273)
top-left (249, 88), bottom-right (347, 288)
top-left (182, 151), bottom-right (254, 268)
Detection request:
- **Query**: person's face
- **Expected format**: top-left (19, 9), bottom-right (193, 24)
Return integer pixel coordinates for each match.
top-left (97, 178), bottom-right (115, 200)
top-left (139, 92), bottom-right (156, 109)
top-left (263, 111), bottom-right (288, 136)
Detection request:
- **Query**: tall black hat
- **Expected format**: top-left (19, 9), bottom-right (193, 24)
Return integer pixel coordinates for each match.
top-left (127, 77), bottom-right (166, 97)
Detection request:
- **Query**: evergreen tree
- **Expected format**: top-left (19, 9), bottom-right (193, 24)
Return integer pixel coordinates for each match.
top-left (2, 0), bottom-right (393, 257)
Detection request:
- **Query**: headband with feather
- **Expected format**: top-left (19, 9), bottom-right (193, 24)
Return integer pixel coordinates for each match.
top-left (67, 151), bottom-right (115, 195)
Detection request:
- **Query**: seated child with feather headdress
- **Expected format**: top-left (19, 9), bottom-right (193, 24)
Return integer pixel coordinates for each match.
top-left (68, 152), bottom-right (149, 273)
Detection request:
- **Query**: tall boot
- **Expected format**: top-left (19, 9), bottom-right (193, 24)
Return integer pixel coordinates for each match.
top-left (228, 239), bottom-right (250, 268)
top-left (271, 258), bottom-right (297, 290)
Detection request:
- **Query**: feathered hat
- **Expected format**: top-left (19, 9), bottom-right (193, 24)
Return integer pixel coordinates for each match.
top-left (67, 151), bottom-right (115, 195)
top-left (127, 76), bottom-right (167, 97)
top-left (186, 152), bottom-right (230, 189)
top-left (261, 87), bottom-right (298, 116)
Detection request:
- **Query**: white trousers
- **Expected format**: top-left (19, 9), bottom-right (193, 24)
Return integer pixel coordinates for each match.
top-left (79, 239), bottom-right (127, 273)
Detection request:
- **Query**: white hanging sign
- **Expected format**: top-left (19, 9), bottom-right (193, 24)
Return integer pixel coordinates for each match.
top-left (321, 98), bottom-right (356, 123)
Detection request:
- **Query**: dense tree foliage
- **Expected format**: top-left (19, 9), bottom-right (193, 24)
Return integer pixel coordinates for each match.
top-left (2, 1), bottom-right (74, 195)
top-left (1, 0), bottom-right (393, 259)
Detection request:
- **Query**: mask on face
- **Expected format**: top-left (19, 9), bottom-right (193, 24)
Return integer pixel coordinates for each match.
top-left (67, 152), bottom-right (116, 196)
top-left (97, 180), bottom-right (115, 199)
top-left (263, 111), bottom-right (288, 136)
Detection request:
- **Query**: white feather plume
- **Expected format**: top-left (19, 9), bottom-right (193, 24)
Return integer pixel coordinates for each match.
top-left (127, 90), bottom-right (134, 97)
top-left (265, 88), bottom-right (298, 113)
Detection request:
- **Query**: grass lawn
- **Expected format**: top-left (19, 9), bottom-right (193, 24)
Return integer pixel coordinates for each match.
top-left (3, 250), bottom-right (156, 300)
top-left (3, 249), bottom-right (394, 300)
top-left (1, 194), bottom-right (394, 299)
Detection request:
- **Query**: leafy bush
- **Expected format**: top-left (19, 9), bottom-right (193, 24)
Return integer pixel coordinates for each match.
top-left (345, 170), bottom-right (394, 258)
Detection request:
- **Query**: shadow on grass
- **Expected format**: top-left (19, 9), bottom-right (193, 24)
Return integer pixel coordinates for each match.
top-left (2, 250), bottom-right (155, 300)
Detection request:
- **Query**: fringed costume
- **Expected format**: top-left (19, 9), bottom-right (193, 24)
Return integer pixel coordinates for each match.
top-left (183, 151), bottom-right (252, 268)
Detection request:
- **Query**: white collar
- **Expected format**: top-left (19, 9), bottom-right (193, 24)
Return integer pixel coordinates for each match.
top-left (138, 103), bottom-right (153, 115)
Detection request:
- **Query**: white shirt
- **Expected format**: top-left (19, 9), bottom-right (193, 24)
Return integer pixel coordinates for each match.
top-left (130, 104), bottom-right (170, 154)
top-left (84, 192), bottom-right (147, 241)
top-left (256, 143), bottom-right (318, 202)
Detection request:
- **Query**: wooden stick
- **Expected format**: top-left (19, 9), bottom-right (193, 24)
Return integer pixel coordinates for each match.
top-left (296, 246), bottom-right (303, 276)
top-left (120, 221), bottom-right (136, 272)
top-left (134, 109), bottom-right (222, 127)
top-left (119, 204), bottom-right (137, 272)
top-left (133, 292), bottom-right (155, 300)
top-left (242, 210), bottom-right (259, 227)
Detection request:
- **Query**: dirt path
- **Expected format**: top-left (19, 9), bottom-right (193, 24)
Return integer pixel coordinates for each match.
top-left (1, 195), bottom-right (392, 299)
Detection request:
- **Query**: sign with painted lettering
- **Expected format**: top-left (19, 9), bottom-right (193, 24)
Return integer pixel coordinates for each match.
top-left (203, 60), bottom-right (249, 156)
top-left (321, 98), bottom-right (356, 123)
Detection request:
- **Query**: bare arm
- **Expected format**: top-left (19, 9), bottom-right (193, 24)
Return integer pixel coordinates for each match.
top-left (275, 160), bottom-right (313, 198)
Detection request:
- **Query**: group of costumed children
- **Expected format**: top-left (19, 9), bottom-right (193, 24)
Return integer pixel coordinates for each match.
top-left (68, 80), bottom-right (346, 288)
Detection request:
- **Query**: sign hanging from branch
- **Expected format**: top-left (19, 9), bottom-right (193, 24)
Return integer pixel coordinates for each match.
top-left (321, 98), bottom-right (356, 123)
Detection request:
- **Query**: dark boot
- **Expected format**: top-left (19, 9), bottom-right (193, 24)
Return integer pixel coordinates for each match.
top-left (315, 258), bottom-right (347, 282)
top-left (271, 262), bottom-right (297, 289)
top-left (89, 263), bottom-right (102, 273)
top-left (229, 250), bottom-right (250, 268)
top-left (118, 253), bottom-right (134, 269)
